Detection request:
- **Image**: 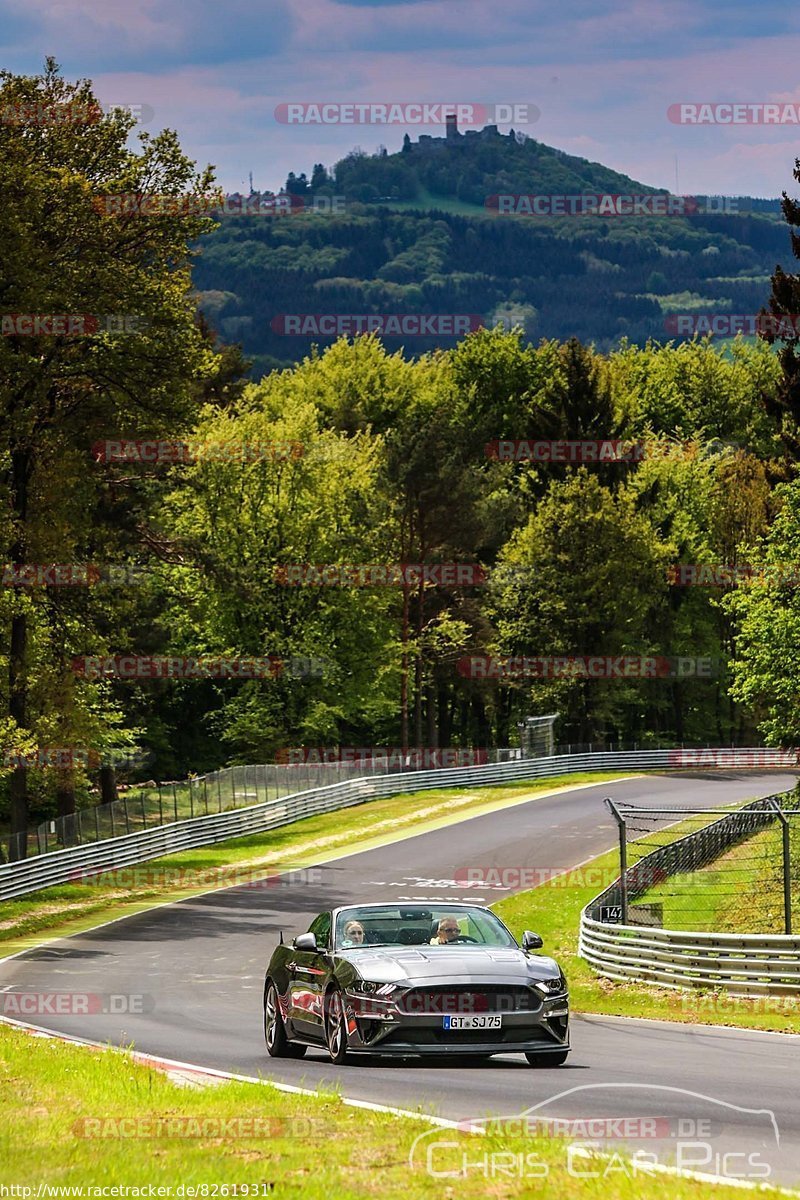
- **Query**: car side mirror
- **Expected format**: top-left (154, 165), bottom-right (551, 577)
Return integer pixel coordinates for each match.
top-left (522, 931), bottom-right (543, 951)
top-left (293, 932), bottom-right (318, 951)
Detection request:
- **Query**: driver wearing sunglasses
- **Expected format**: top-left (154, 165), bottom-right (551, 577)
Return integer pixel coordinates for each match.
top-left (430, 916), bottom-right (462, 944)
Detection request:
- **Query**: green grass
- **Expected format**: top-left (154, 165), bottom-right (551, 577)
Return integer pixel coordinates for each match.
top-left (11, 774), bottom-right (296, 857)
top-left (0, 772), bottom-right (632, 959)
top-left (373, 187), bottom-right (490, 216)
top-left (0, 1024), bottom-right (779, 1195)
top-left (633, 816), bottom-right (800, 935)
top-left (493, 799), bottom-right (800, 1034)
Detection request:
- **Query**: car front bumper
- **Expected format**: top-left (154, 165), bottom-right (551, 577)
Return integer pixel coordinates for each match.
top-left (342, 991), bottom-right (570, 1056)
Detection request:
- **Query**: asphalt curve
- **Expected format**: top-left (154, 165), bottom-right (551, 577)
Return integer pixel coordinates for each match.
top-left (2, 771), bottom-right (799, 1187)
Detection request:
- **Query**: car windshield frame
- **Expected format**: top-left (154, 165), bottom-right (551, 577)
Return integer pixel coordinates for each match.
top-left (333, 904), bottom-right (518, 951)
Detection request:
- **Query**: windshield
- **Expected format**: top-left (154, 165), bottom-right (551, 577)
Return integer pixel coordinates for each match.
top-left (334, 905), bottom-right (517, 949)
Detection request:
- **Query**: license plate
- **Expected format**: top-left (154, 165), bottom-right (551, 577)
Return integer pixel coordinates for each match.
top-left (442, 1014), bottom-right (502, 1030)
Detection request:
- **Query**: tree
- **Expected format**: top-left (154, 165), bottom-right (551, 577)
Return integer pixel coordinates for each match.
top-left (491, 470), bottom-right (666, 742)
top-left (0, 60), bottom-right (218, 853)
top-left (759, 157), bottom-right (800, 459)
top-left (310, 163), bottom-right (331, 192)
top-left (726, 478), bottom-right (800, 745)
top-left (285, 172), bottom-right (309, 196)
top-left (158, 383), bottom-right (398, 758)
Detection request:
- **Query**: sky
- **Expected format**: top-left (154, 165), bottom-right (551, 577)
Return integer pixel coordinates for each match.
top-left (3, 0), bottom-right (800, 197)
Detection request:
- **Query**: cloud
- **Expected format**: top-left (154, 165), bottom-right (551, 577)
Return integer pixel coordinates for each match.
top-left (2, 0), bottom-right (799, 196)
top-left (330, 0), bottom-right (447, 5)
top-left (1, 0), bottom-right (295, 71)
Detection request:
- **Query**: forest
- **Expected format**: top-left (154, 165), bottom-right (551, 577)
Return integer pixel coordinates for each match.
top-left (194, 129), bottom-right (788, 375)
top-left (4, 62), bottom-right (800, 849)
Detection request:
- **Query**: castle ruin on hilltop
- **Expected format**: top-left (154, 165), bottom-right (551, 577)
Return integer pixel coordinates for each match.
top-left (413, 111), bottom-right (515, 153)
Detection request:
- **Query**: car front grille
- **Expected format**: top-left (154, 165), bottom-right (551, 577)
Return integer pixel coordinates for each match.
top-left (398, 985), bottom-right (540, 1015)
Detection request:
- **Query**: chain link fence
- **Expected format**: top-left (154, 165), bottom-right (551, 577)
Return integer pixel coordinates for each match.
top-left (593, 792), bottom-right (800, 935)
top-left (2, 736), bottom-right (785, 863)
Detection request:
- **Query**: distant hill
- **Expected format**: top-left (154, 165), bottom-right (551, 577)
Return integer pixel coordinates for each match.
top-left (192, 125), bottom-right (789, 374)
top-left (328, 123), bottom-right (662, 206)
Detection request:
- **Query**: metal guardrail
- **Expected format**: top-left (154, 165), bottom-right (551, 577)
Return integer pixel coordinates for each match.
top-left (0, 745), bottom-right (796, 902)
top-left (579, 789), bottom-right (800, 994)
top-left (6, 734), bottom-right (687, 860)
top-left (6, 752), bottom-right (501, 860)
top-left (579, 923), bottom-right (800, 994)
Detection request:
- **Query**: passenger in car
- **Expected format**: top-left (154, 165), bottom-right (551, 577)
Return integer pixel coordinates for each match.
top-left (341, 920), bottom-right (365, 946)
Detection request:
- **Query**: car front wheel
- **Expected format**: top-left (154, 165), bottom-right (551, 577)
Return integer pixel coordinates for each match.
top-left (525, 1049), bottom-right (569, 1067)
top-left (264, 981), bottom-right (306, 1058)
top-left (325, 988), bottom-right (349, 1065)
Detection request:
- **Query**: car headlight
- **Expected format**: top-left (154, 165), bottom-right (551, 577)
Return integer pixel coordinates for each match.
top-left (534, 975), bottom-right (567, 996)
top-left (348, 980), bottom-right (379, 994)
top-left (347, 980), bottom-right (400, 997)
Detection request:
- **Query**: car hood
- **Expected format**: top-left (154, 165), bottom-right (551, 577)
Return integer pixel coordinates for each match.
top-left (337, 946), bottom-right (561, 984)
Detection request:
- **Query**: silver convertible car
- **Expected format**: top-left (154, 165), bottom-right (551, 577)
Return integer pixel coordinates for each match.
top-left (263, 902), bottom-right (569, 1065)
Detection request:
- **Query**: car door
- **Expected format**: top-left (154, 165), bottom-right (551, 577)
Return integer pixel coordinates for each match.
top-left (288, 912), bottom-right (331, 1040)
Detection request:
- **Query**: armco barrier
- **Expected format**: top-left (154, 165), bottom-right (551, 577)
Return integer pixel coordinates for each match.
top-left (0, 747), bottom-right (796, 902)
top-left (579, 788), bottom-right (800, 994)
top-left (579, 922), bottom-right (800, 994)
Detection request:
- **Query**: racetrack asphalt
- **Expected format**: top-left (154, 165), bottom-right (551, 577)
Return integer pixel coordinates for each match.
top-left (2, 770), bottom-right (799, 1187)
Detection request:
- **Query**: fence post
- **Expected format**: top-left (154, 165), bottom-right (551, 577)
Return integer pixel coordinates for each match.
top-left (770, 799), bottom-right (792, 935)
top-left (158, 787), bottom-right (164, 826)
top-left (604, 797), bottom-right (628, 924)
top-left (173, 783), bottom-right (178, 822)
top-left (123, 795), bottom-right (130, 834)
top-left (95, 806), bottom-right (100, 842)
top-left (204, 776), bottom-right (209, 815)
top-left (140, 792), bottom-right (147, 830)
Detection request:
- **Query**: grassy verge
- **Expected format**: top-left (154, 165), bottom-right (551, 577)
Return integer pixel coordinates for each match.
top-left (0, 1023), bottom-right (775, 1196)
top-left (493, 831), bottom-right (800, 1035)
top-left (633, 818), bottom-right (800, 935)
top-left (0, 772), bottom-right (631, 959)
